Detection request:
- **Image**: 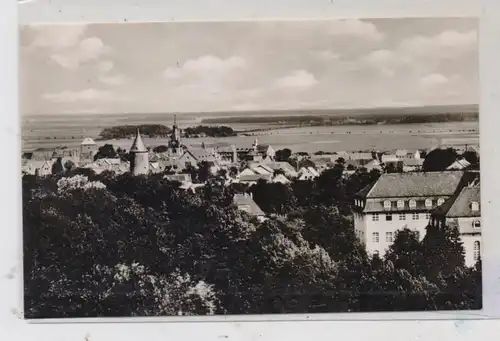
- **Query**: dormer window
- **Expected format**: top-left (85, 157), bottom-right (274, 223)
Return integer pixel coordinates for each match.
top-left (397, 200), bottom-right (404, 209)
top-left (437, 198), bottom-right (445, 206)
top-left (471, 201), bottom-right (479, 212)
top-left (472, 220), bottom-right (481, 229)
top-left (409, 199), bottom-right (417, 209)
top-left (425, 199), bottom-right (432, 208)
top-left (383, 200), bottom-right (391, 209)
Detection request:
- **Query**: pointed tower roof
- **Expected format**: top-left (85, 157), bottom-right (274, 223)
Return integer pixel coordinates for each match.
top-left (130, 129), bottom-right (147, 153)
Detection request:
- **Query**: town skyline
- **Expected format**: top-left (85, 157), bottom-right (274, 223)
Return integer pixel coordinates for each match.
top-left (20, 17), bottom-right (478, 116)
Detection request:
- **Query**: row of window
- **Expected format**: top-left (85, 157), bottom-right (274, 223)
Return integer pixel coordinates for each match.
top-left (382, 198), bottom-right (445, 210)
top-left (372, 213), bottom-right (431, 221)
top-left (372, 231), bottom-right (420, 243)
top-left (474, 241), bottom-right (481, 262)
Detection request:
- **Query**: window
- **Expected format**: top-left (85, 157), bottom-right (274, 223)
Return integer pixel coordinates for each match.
top-left (399, 213), bottom-right (406, 220)
top-left (397, 200), bottom-right (404, 209)
top-left (386, 232), bottom-right (393, 243)
top-left (372, 232), bottom-right (379, 243)
top-left (473, 241), bottom-right (480, 262)
top-left (409, 199), bottom-right (417, 209)
top-left (473, 220), bottom-right (481, 229)
top-left (384, 200), bottom-right (391, 209)
top-left (386, 214), bottom-right (393, 221)
top-left (437, 198), bottom-right (445, 206)
top-left (425, 199), bottom-right (432, 208)
top-left (412, 213), bottom-right (419, 220)
top-left (425, 212), bottom-right (431, 220)
top-left (372, 213), bottom-right (379, 221)
top-left (471, 201), bottom-right (479, 212)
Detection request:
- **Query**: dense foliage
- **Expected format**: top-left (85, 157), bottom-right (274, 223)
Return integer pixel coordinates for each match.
top-left (23, 164), bottom-right (481, 318)
top-left (183, 125), bottom-right (236, 138)
top-left (99, 125), bottom-right (172, 140)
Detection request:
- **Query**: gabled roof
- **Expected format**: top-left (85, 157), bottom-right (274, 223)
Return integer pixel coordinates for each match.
top-left (233, 193), bottom-right (265, 216)
top-left (361, 171), bottom-right (466, 198)
top-left (433, 185), bottom-right (480, 218)
top-left (130, 130), bottom-right (147, 153)
top-left (272, 174), bottom-right (291, 184)
top-left (81, 137), bottom-right (96, 146)
top-left (239, 174), bottom-right (272, 182)
top-left (447, 159), bottom-right (471, 170)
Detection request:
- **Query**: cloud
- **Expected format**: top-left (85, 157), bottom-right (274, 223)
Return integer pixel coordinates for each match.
top-left (420, 73), bottom-right (449, 87)
top-left (275, 70), bottom-right (318, 89)
top-left (29, 24), bottom-right (87, 50)
top-left (328, 19), bottom-right (384, 42)
top-left (313, 50), bottom-right (341, 61)
top-left (50, 37), bottom-right (109, 69)
top-left (400, 30), bottom-right (477, 58)
top-left (97, 61), bottom-right (114, 73)
top-left (99, 74), bottom-right (128, 86)
top-left (42, 88), bottom-right (115, 103)
top-left (164, 55), bottom-right (247, 79)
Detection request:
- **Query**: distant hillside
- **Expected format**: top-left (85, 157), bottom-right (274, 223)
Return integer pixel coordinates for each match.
top-left (201, 105), bottom-right (479, 126)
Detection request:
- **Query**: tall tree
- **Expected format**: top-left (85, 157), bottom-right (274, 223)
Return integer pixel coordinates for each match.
top-left (422, 148), bottom-right (458, 171)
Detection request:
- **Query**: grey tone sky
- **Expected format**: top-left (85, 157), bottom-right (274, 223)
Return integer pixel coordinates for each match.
top-left (19, 18), bottom-right (478, 116)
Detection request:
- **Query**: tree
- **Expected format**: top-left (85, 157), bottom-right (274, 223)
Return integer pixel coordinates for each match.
top-left (94, 144), bottom-right (118, 160)
top-left (249, 180), bottom-right (296, 215)
top-left (275, 148), bottom-right (292, 162)
top-left (51, 157), bottom-right (65, 175)
top-left (385, 229), bottom-right (424, 277)
top-left (63, 159), bottom-right (75, 171)
top-left (422, 148), bottom-right (458, 172)
top-left (153, 145), bottom-right (169, 153)
top-left (462, 150), bottom-right (479, 167)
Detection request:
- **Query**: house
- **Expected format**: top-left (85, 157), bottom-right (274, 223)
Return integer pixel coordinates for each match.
top-left (447, 159), bottom-right (471, 170)
top-left (256, 144), bottom-right (276, 160)
top-left (310, 158), bottom-right (334, 174)
top-left (260, 161), bottom-right (297, 178)
top-left (430, 182), bottom-right (481, 267)
top-left (402, 158), bottom-right (424, 172)
top-left (297, 167), bottom-right (319, 181)
top-left (233, 193), bottom-right (267, 222)
top-left (346, 152), bottom-right (374, 166)
top-left (175, 148), bottom-right (221, 170)
top-left (240, 163), bottom-right (274, 177)
top-left (381, 153), bottom-right (399, 164)
top-left (22, 160), bottom-right (54, 176)
top-left (395, 149), bottom-right (421, 160)
top-left (238, 173), bottom-right (272, 186)
top-left (271, 174), bottom-right (291, 184)
top-left (179, 182), bottom-right (205, 194)
top-left (81, 137), bottom-right (98, 160)
top-left (352, 171), bottom-right (477, 257)
top-left (363, 159), bottom-right (383, 172)
top-left (164, 173), bottom-right (192, 183)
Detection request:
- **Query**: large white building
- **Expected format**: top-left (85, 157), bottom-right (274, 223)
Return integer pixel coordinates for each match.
top-left (353, 171), bottom-right (477, 258)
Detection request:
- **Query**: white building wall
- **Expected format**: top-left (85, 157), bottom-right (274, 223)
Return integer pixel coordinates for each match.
top-left (461, 234), bottom-right (482, 267)
top-left (362, 212), bottom-right (429, 256)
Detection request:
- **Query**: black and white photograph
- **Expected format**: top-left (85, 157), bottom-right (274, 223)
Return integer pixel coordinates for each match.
top-left (20, 17), bottom-right (482, 319)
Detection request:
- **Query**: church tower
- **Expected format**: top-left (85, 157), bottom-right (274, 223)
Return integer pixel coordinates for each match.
top-left (130, 129), bottom-right (149, 175)
top-left (168, 114), bottom-right (183, 157)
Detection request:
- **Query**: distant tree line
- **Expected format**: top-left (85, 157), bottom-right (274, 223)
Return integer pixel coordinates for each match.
top-left (99, 124), bottom-right (172, 140)
top-left (183, 125), bottom-right (236, 138)
top-left (98, 124), bottom-right (237, 140)
top-left (202, 112), bottom-right (479, 127)
top-left (22, 158), bottom-right (481, 318)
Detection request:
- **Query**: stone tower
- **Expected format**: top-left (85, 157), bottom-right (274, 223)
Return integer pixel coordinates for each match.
top-left (130, 129), bottom-right (149, 175)
top-left (168, 114), bottom-right (183, 157)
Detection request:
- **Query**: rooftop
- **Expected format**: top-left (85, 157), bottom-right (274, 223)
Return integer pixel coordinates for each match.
top-left (433, 185), bottom-right (481, 218)
top-left (130, 130), bottom-right (147, 153)
top-left (360, 171), bottom-right (466, 198)
top-left (81, 137), bottom-right (96, 146)
top-left (233, 193), bottom-right (265, 216)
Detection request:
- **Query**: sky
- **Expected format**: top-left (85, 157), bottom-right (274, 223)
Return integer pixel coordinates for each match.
top-left (19, 18), bottom-right (478, 116)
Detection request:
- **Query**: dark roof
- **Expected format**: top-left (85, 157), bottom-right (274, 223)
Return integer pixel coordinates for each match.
top-left (130, 130), bottom-right (147, 152)
top-left (433, 185), bottom-right (480, 218)
top-left (233, 193), bottom-right (265, 216)
top-left (362, 171), bottom-right (465, 198)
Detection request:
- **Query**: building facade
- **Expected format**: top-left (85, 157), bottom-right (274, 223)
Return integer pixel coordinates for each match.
top-left (353, 171), bottom-right (476, 257)
top-left (431, 182), bottom-right (481, 267)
